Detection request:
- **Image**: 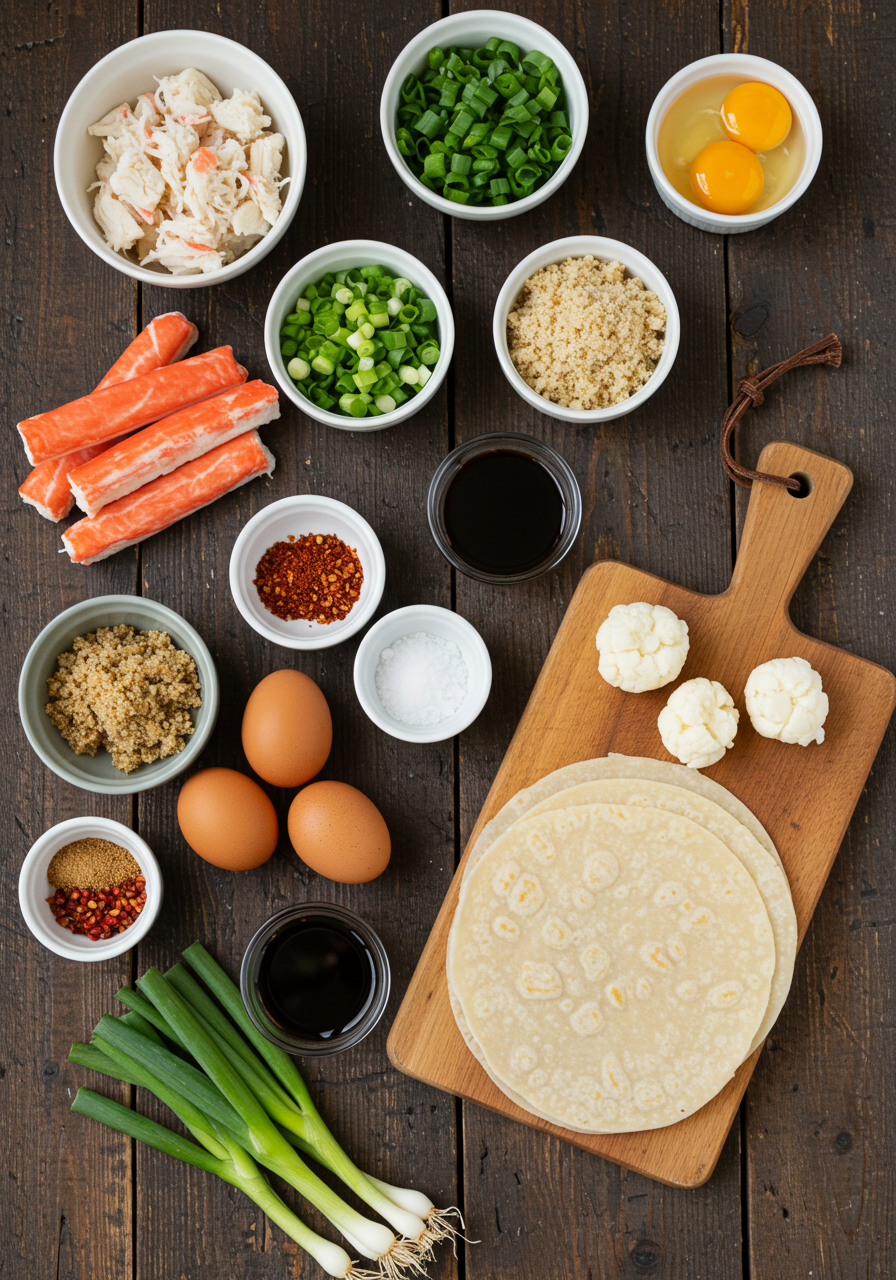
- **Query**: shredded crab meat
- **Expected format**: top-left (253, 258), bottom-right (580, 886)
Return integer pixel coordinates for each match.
top-left (87, 67), bottom-right (287, 275)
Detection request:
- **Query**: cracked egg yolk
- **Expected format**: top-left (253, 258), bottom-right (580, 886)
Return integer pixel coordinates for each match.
top-left (721, 82), bottom-right (792, 153)
top-left (689, 140), bottom-right (764, 215)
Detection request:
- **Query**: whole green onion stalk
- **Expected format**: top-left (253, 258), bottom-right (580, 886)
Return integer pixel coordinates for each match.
top-left (68, 942), bottom-right (462, 1279)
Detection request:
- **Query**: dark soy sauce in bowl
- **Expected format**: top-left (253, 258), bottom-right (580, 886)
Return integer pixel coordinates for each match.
top-left (442, 450), bottom-right (565, 576)
top-left (256, 914), bottom-right (376, 1041)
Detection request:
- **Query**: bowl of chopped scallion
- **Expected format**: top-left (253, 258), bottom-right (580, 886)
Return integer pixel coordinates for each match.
top-left (265, 239), bottom-right (454, 430)
top-left (380, 11), bottom-right (588, 220)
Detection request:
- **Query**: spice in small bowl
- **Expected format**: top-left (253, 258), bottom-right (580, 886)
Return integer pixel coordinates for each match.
top-left (253, 533), bottom-right (364, 624)
top-left (374, 631), bottom-right (468, 728)
top-left (46, 838), bottom-right (146, 941)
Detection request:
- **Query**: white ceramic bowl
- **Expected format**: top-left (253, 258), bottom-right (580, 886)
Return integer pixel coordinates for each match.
top-left (379, 10), bottom-right (588, 222)
top-left (493, 235), bottom-right (681, 424)
top-left (229, 494), bottom-right (386, 649)
top-left (353, 605), bottom-right (491, 744)
top-left (265, 239), bottom-right (454, 431)
top-left (645, 53), bottom-right (822, 234)
top-left (19, 817), bottom-right (162, 961)
top-left (54, 29), bottom-right (306, 286)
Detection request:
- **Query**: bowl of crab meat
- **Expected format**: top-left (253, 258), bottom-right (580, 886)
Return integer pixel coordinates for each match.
top-left (54, 29), bottom-right (306, 286)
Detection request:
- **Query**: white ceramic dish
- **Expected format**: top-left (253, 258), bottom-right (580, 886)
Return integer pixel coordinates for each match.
top-left (229, 494), bottom-right (386, 649)
top-left (54, 29), bottom-right (306, 286)
top-left (645, 53), bottom-right (822, 234)
top-left (353, 605), bottom-right (491, 744)
top-left (265, 239), bottom-right (454, 432)
top-left (493, 235), bottom-right (681, 424)
top-left (19, 817), bottom-right (162, 961)
top-left (379, 10), bottom-right (588, 222)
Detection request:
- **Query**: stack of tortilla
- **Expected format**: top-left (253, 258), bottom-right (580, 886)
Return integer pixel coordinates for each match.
top-left (446, 756), bottom-right (796, 1134)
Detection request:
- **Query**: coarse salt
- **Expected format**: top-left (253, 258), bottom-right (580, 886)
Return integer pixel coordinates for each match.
top-left (375, 631), bottom-right (468, 727)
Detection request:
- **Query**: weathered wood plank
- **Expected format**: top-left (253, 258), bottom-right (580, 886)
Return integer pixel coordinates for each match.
top-left (0, 3), bottom-right (139, 1279)
top-left (724, 1), bottom-right (896, 1276)
top-left (446, 0), bottom-right (742, 1273)
top-left (134, 2), bottom-right (459, 1275)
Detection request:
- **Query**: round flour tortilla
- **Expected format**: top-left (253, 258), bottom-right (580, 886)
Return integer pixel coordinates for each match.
top-left (448, 803), bottom-right (775, 1133)
top-left (521, 780), bottom-right (795, 1055)
top-left (465, 755), bottom-right (783, 876)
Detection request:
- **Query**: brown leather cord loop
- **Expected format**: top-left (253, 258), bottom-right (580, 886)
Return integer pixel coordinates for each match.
top-left (720, 333), bottom-right (842, 490)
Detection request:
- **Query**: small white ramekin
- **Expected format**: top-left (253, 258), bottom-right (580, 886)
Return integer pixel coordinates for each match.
top-left (54, 29), bottom-right (306, 286)
top-left (645, 53), bottom-right (822, 234)
top-left (353, 605), bottom-right (491, 744)
top-left (379, 10), bottom-right (588, 222)
top-left (19, 817), bottom-right (162, 962)
top-left (265, 239), bottom-right (454, 432)
top-left (493, 235), bottom-right (680, 424)
top-left (229, 494), bottom-right (386, 650)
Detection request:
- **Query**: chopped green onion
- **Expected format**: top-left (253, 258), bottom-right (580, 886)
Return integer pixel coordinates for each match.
top-left (280, 266), bottom-right (442, 418)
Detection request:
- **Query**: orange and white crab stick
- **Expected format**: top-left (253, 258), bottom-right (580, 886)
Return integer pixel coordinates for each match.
top-left (62, 431), bottom-right (275, 565)
top-left (19, 346), bottom-right (246, 465)
top-left (18, 312), bottom-right (199, 520)
top-left (68, 380), bottom-right (280, 518)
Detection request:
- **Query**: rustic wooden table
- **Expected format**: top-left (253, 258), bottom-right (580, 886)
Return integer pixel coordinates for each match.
top-left (3, 1), bottom-right (892, 1277)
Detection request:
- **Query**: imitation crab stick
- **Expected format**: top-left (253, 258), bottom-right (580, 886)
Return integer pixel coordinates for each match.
top-left (18, 313), bottom-right (199, 520)
top-left (62, 431), bottom-right (275, 565)
top-left (68, 381), bottom-right (280, 517)
top-left (19, 346), bottom-right (246, 465)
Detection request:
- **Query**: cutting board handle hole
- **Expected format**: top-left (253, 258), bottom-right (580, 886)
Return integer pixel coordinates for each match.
top-left (787, 471), bottom-right (814, 499)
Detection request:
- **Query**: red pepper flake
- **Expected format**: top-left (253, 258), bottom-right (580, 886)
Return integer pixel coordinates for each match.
top-left (253, 533), bottom-right (364, 624)
top-left (46, 877), bottom-right (146, 941)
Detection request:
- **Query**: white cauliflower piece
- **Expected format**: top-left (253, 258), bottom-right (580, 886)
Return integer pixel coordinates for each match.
top-left (658, 677), bottom-right (739, 769)
top-left (595, 602), bottom-right (689, 693)
top-left (744, 656), bottom-right (828, 746)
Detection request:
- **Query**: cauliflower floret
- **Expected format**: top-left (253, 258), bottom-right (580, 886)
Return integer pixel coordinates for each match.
top-left (595, 602), bottom-right (689, 693)
top-left (658, 677), bottom-right (739, 769)
top-left (744, 656), bottom-right (828, 746)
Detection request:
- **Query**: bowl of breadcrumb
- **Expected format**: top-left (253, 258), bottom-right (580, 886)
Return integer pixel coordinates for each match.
top-left (18, 595), bottom-right (219, 794)
top-left (492, 235), bottom-right (680, 423)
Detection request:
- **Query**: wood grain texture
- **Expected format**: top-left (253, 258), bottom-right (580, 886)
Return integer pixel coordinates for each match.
top-left (723, 0), bottom-right (896, 1275)
top-left (3, 0), bottom-right (894, 1275)
top-left (0, 2), bottom-right (138, 1278)
top-left (389, 441), bottom-right (895, 1186)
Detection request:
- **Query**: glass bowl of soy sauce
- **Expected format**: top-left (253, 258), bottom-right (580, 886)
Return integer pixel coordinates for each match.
top-left (240, 903), bottom-right (391, 1056)
top-left (427, 433), bottom-right (582, 584)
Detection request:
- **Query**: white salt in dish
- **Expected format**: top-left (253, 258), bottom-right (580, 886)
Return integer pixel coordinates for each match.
top-left (354, 605), bottom-right (491, 744)
top-left (375, 631), bottom-right (469, 727)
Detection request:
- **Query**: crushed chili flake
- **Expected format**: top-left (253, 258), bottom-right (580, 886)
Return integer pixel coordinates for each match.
top-left (46, 876), bottom-right (147, 941)
top-left (253, 533), bottom-right (364, 624)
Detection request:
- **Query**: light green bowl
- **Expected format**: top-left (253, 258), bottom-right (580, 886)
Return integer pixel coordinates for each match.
top-left (19, 595), bottom-right (219, 794)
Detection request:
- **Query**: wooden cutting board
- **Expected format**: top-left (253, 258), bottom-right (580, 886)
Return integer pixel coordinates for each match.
top-left (388, 441), bottom-right (896, 1188)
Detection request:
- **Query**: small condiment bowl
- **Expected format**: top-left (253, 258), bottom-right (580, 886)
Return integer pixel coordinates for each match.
top-left (18, 816), bottom-right (163, 962)
top-left (353, 604), bottom-right (491, 744)
top-left (264, 239), bottom-right (455, 431)
top-left (645, 53), bottom-right (823, 234)
top-left (493, 235), bottom-right (681, 424)
top-left (229, 494), bottom-right (386, 650)
top-left (18, 596), bottom-right (219, 795)
top-left (240, 902), bottom-right (391, 1057)
top-left (427, 432), bottom-right (582, 583)
top-left (54, 29), bottom-right (306, 287)
top-left (379, 10), bottom-right (588, 222)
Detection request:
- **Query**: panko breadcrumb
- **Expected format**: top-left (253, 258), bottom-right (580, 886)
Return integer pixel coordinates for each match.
top-left (46, 624), bottom-right (201, 774)
top-left (506, 256), bottom-right (666, 410)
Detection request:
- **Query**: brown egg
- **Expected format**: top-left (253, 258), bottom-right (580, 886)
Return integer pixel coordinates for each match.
top-left (178, 767), bottom-right (278, 870)
top-left (241, 669), bottom-right (332, 788)
top-left (287, 781), bottom-right (391, 884)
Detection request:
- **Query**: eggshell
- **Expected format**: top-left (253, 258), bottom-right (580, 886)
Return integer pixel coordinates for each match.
top-left (288, 781), bottom-right (390, 884)
top-left (178, 767), bottom-right (278, 870)
top-left (242, 669), bottom-right (332, 789)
